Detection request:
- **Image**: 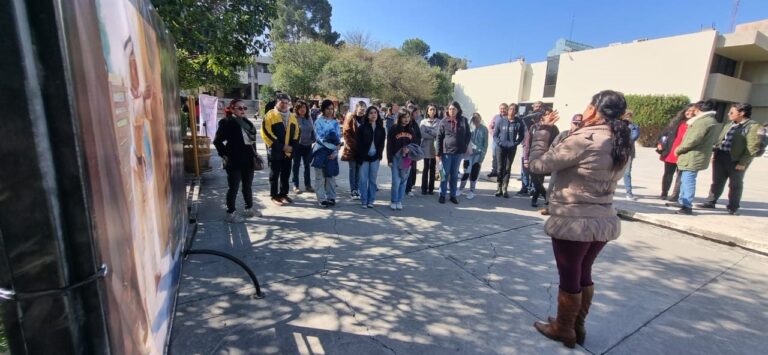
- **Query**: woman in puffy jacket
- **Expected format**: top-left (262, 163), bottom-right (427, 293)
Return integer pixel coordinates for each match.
top-left (527, 90), bottom-right (633, 349)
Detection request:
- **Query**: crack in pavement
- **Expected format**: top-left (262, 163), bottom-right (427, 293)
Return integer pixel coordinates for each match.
top-left (601, 253), bottom-right (749, 355)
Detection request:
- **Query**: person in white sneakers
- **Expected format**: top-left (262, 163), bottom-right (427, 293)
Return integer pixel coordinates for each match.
top-left (459, 113), bottom-right (489, 199)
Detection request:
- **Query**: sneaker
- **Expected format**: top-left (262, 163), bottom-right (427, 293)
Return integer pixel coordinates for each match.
top-left (503, 192), bottom-right (509, 198)
top-left (450, 197), bottom-right (459, 204)
top-left (361, 204), bottom-right (368, 209)
top-left (367, 203), bottom-right (374, 208)
top-left (351, 190), bottom-right (360, 200)
top-left (293, 187), bottom-right (302, 194)
top-left (466, 191), bottom-right (476, 200)
top-left (660, 194), bottom-right (668, 200)
top-left (390, 202), bottom-right (397, 210)
top-left (320, 200), bottom-right (331, 207)
top-left (305, 186), bottom-right (315, 193)
top-left (727, 208), bottom-right (738, 215)
top-left (665, 202), bottom-right (683, 208)
top-left (457, 189), bottom-right (464, 196)
top-left (516, 189), bottom-right (529, 196)
top-left (495, 191), bottom-right (503, 197)
top-left (626, 194), bottom-right (638, 201)
top-left (531, 199), bottom-right (538, 207)
top-left (487, 172), bottom-right (498, 178)
top-left (407, 191), bottom-right (415, 197)
top-left (281, 196), bottom-right (294, 204)
top-left (271, 197), bottom-right (284, 206)
top-left (675, 207), bottom-right (693, 215)
top-left (242, 208), bottom-right (261, 217)
top-left (225, 212), bottom-right (244, 223)
top-left (439, 196), bottom-right (446, 204)
top-left (329, 199), bottom-right (336, 206)
top-left (396, 202), bottom-right (403, 210)
top-left (696, 202), bottom-right (716, 209)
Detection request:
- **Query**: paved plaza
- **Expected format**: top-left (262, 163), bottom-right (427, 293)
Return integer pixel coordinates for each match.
top-left (170, 131), bottom-right (768, 354)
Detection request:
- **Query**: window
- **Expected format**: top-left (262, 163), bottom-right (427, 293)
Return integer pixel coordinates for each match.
top-left (543, 56), bottom-right (559, 98)
top-left (710, 54), bottom-right (737, 77)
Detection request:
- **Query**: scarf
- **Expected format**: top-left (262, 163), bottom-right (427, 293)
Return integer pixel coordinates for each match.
top-left (234, 116), bottom-right (257, 142)
top-left (446, 116), bottom-right (458, 133)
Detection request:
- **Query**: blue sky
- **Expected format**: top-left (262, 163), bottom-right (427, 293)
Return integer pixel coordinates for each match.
top-left (328, 0), bottom-right (768, 67)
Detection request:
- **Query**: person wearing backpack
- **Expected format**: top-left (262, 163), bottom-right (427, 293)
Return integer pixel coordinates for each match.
top-left (697, 103), bottom-right (761, 215)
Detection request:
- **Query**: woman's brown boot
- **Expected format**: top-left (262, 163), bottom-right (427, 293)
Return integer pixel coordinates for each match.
top-left (534, 289), bottom-right (581, 348)
top-left (575, 285), bottom-right (594, 345)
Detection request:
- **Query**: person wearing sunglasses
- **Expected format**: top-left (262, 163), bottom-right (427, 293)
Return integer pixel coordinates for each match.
top-left (213, 99), bottom-right (262, 222)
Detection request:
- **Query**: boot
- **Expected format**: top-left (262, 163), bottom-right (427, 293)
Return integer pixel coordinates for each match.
top-left (534, 289), bottom-right (581, 348)
top-left (576, 285), bottom-right (593, 345)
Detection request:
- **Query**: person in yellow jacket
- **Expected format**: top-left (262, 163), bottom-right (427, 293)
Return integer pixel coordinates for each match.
top-left (262, 93), bottom-right (300, 206)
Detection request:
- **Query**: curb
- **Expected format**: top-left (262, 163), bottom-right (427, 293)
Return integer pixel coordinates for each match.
top-left (616, 208), bottom-right (768, 256)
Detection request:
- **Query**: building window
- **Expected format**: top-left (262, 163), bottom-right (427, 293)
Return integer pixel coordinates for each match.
top-left (710, 54), bottom-right (737, 77)
top-left (543, 56), bottom-right (559, 98)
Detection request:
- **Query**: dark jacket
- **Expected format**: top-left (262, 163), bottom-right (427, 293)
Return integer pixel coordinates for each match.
top-left (261, 109), bottom-right (300, 160)
top-left (387, 124), bottom-right (416, 164)
top-left (714, 119), bottom-right (762, 166)
top-left (213, 116), bottom-right (256, 170)
top-left (656, 121), bottom-right (685, 159)
top-left (494, 117), bottom-right (525, 148)
top-left (355, 120), bottom-right (386, 163)
top-left (436, 116), bottom-right (471, 156)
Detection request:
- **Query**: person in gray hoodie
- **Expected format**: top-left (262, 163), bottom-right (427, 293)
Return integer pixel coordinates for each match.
top-left (419, 104), bottom-right (441, 194)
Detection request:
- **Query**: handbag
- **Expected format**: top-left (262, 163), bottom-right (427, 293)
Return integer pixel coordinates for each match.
top-left (252, 144), bottom-right (264, 171)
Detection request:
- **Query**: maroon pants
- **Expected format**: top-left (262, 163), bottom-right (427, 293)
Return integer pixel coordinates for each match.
top-left (551, 238), bottom-right (607, 294)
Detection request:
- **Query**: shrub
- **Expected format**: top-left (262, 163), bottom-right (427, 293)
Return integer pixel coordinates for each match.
top-left (625, 94), bottom-right (690, 147)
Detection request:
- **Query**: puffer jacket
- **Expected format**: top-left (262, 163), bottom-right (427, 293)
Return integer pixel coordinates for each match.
top-left (675, 111), bottom-right (720, 171)
top-left (528, 124), bottom-right (624, 242)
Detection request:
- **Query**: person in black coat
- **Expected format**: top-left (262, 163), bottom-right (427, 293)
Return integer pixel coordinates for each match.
top-left (213, 99), bottom-right (261, 222)
top-left (355, 106), bottom-right (387, 207)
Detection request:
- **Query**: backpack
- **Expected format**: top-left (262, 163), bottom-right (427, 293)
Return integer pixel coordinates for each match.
top-left (757, 124), bottom-right (768, 157)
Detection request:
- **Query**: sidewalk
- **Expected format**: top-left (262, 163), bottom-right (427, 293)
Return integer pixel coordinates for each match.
top-left (169, 130), bottom-right (767, 354)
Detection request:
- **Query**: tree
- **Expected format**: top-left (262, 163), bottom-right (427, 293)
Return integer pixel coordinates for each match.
top-left (432, 68), bottom-right (454, 105)
top-left (373, 49), bottom-right (436, 103)
top-left (151, 0), bottom-right (276, 90)
top-left (401, 38), bottom-right (430, 58)
top-left (428, 51), bottom-right (468, 75)
top-left (270, 41), bottom-right (335, 99)
top-left (270, 0), bottom-right (340, 45)
top-left (343, 30), bottom-right (382, 51)
top-left (321, 46), bottom-right (377, 99)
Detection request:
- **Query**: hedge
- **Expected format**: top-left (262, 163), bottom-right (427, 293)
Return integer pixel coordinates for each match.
top-left (625, 94), bottom-right (691, 147)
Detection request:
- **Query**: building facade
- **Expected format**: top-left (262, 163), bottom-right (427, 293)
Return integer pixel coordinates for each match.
top-left (453, 20), bottom-right (768, 129)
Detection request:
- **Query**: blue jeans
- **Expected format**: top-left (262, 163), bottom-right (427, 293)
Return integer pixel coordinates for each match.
top-left (623, 157), bottom-right (634, 195)
top-left (390, 154), bottom-right (410, 203)
top-left (349, 161), bottom-right (360, 192)
top-left (678, 170), bottom-right (698, 208)
top-left (440, 154), bottom-right (462, 198)
top-left (520, 154), bottom-right (531, 191)
top-left (359, 160), bottom-right (380, 205)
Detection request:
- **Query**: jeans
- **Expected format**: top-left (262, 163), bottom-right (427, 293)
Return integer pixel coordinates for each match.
top-left (348, 161), bottom-right (360, 193)
top-left (678, 170), bottom-right (698, 208)
top-left (623, 157), bottom-right (634, 195)
top-left (520, 154), bottom-right (531, 191)
top-left (359, 160), bottom-right (380, 205)
top-left (439, 154), bottom-right (461, 198)
top-left (421, 158), bottom-right (437, 193)
top-left (551, 238), bottom-right (607, 294)
top-left (269, 158), bottom-right (291, 198)
top-left (390, 154), bottom-right (410, 203)
top-left (314, 168), bottom-right (336, 202)
top-left (661, 162), bottom-right (682, 198)
top-left (292, 144), bottom-right (313, 188)
top-left (226, 168), bottom-right (254, 213)
top-left (496, 146), bottom-right (517, 193)
top-left (706, 150), bottom-right (746, 210)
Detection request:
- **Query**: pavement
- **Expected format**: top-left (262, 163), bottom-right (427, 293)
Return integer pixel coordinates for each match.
top-left (169, 131), bottom-right (768, 354)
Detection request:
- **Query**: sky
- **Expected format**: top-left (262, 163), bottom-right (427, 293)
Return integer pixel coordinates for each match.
top-left (328, 0), bottom-right (768, 68)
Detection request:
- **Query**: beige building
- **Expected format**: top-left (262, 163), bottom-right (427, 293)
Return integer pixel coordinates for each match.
top-left (453, 20), bottom-right (768, 130)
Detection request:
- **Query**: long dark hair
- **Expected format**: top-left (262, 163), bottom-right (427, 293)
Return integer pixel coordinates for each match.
top-left (364, 106), bottom-right (383, 127)
top-left (449, 101), bottom-right (463, 119)
top-left (294, 100), bottom-right (309, 119)
top-left (590, 90), bottom-right (630, 171)
top-left (664, 104), bottom-right (693, 132)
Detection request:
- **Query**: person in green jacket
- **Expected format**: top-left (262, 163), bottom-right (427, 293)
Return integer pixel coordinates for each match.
top-left (697, 103), bottom-right (761, 214)
top-left (666, 100), bottom-right (721, 214)
top-left (459, 113), bottom-right (489, 200)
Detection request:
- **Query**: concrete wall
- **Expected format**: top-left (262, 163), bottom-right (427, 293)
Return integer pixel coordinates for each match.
top-left (741, 61), bottom-right (768, 123)
top-left (452, 61), bottom-right (525, 125)
top-left (522, 61), bottom-right (548, 104)
top-left (553, 30), bottom-right (719, 127)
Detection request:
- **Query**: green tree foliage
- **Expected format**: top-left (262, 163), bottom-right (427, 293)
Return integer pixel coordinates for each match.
top-left (270, 41), bottom-right (335, 99)
top-left (432, 68), bottom-right (454, 106)
top-left (401, 38), bottom-right (431, 58)
top-left (270, 0), bottom-right (340, 45)
top-left (151, 0), bottom-right (276, 90)
top-left (321, 46), bottom-right (377, 98)
top-left (374, 49), bottom-right (436, 103)
top-left (625, 94), bottom-right (691, 147)
top-left (428, 52), bottom-right (468, 75)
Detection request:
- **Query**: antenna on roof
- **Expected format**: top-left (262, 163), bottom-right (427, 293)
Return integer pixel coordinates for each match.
top-left (730, 0), bottom-right (740, 32)
top-left (569, 14), bottom-right (575, 40)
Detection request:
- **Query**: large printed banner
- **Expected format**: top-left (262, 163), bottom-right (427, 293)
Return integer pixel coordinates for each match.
top-left (64, 0), bottom-right (186, 353)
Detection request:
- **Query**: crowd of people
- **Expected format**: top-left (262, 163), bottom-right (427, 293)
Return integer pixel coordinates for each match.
top-left (211, 90), bottom-right (763, 349)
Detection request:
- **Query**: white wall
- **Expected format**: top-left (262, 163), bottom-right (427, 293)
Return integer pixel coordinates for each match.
top-left (522, 61), bottom-right (548, 103)
top-left (553, 30), bottom-right (719, 128)
top-left (452, 61), bottom-right (525, 125)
